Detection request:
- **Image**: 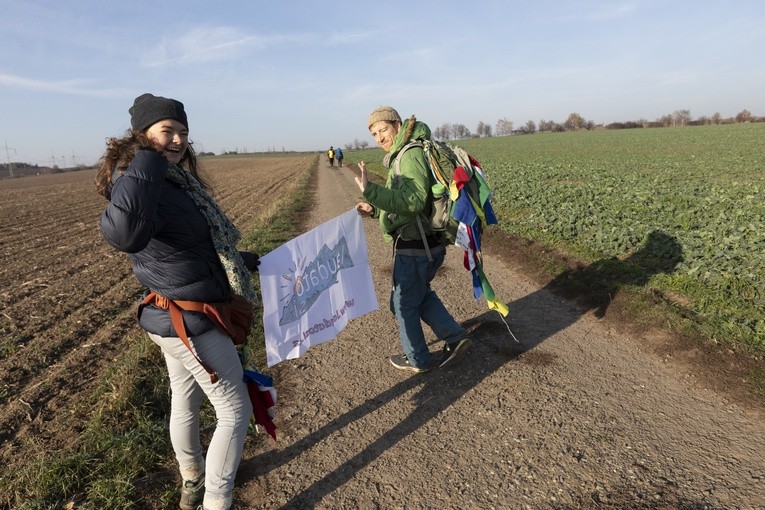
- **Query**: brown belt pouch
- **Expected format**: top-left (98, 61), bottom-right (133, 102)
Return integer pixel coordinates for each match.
top-left (138, 291), bottom-right (255, 383)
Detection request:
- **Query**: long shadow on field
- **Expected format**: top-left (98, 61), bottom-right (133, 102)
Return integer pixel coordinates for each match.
top-left (513, 229), bottom-right (683, 353)
top-left (242, 230), bottom-right (683, 508)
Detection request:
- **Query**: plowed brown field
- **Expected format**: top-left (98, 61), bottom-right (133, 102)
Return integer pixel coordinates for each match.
top-left (0, 155), bottom-right (313, 481)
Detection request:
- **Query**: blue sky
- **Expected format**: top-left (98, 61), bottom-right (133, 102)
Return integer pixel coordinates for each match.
top-left (1, 0), bottom-right (763, 167)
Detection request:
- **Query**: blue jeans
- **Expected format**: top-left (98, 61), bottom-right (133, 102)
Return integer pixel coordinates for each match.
top-left (390, 247), bottom-right (466, 368)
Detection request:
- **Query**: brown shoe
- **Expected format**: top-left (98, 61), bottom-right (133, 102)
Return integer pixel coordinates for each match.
top-left (179, 475), bottom-right (204, 510)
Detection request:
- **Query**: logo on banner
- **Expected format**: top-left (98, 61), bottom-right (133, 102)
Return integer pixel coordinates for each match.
top-left (278, 237), bottom-right (354, 326)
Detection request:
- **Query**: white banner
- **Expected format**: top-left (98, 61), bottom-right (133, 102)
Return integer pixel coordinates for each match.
top-left (258, 208), bottom-right (378, 366)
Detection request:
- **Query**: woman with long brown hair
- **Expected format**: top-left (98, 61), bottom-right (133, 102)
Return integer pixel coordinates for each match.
top-left (97, 93), bottom-right (258, 510)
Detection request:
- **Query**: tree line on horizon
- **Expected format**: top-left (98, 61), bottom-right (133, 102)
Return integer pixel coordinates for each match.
top-left (3, 108), bottom-right (760, 175)
top-left (343, 108), bottom-right (762, 149)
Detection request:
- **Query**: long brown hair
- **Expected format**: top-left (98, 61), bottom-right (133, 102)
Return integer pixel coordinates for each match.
top-left (94, 130), bottom-right (206, 199)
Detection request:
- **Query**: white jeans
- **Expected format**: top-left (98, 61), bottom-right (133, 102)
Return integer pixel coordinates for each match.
top-left (149, 327), bottom-right (252, 510)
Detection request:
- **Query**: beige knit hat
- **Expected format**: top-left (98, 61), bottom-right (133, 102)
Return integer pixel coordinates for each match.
top-left (367, 106), bottom-right (402, 129)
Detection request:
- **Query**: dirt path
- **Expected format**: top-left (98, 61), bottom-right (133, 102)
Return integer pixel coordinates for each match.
top-left (236, 157), bottom-right (765, 509)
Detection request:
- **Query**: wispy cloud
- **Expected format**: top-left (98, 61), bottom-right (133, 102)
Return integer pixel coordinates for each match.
top-left (326, 29), bottom-right (383, 46)
top-left (142, 26), bottom-right (263, 67)
top-left (0, 72), bottom-right (127, 97)
top-left (141, 26), bottom-right (314, 67)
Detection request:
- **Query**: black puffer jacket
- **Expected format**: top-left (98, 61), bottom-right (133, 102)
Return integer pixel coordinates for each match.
top-left (100, 150), bottom-right (257, 337)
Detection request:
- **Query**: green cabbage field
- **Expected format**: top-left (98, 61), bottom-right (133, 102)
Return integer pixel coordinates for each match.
top-left (347, 123), bottom-right (765, 351)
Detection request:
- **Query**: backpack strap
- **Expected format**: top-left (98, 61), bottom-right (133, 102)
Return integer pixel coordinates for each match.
top-left (391, 141), bottom-right (423, 183)
top-left (415, 215), bottom-right (433, 262)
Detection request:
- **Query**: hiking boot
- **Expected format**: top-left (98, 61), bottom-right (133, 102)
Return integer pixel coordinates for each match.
top-left (179, 475), bottom-right (204, 510)
top-left (389, 354), bottom-right (430, 373)
top-left (439, 338), bottom-right (472, 368)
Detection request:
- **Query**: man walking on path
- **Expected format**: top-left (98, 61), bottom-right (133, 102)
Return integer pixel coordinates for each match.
top-left (354, 106), bottom-right (471, 373)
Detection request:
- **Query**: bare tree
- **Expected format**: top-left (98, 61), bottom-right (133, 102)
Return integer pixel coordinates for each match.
top-left (711, 112), bottom-right (722, 125)
top-left (657, 114), bottom-right (673, 127)
top-left (564, 112), bottom-right (586, 131)
top-left (452, 124), bottom-right (471, 139)
top-left (672, 109), bottom-right (691, 126)
top-left (735, 109), bottom-right (753, 123)
top-left (433, 123), bottom-right (453, 140)
top-left (350, 138), bottom-right (370, 150)
top-left (540, 120), bottom-right (565, 132)
top-left (477, 121), bottom-right (493, 138)
top-left (519, 120), bottom-right (536, 134)
top-left (495, 118), bottom-right (514, 136)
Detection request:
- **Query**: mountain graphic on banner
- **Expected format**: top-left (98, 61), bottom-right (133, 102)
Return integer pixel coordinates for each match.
top-left (279, 237), bottom-right (354, 326)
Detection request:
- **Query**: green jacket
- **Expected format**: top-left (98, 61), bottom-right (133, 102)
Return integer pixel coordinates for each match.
top-left (362, 119), bottom-right (434, 242)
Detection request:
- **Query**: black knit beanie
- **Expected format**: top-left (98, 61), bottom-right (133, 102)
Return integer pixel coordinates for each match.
top-left (129, 93), bottom-right (188, 132)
